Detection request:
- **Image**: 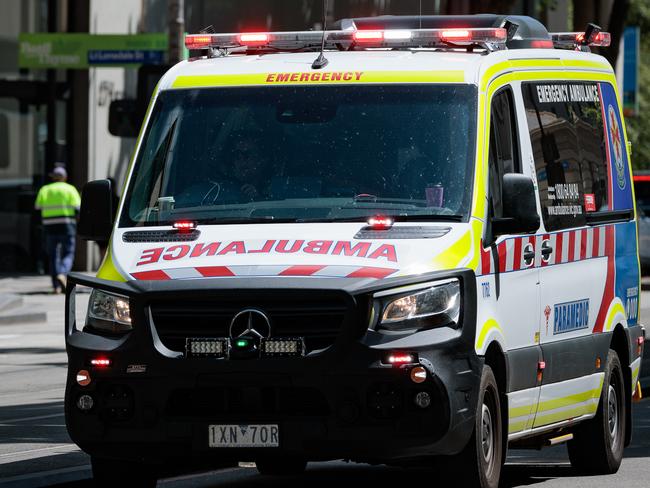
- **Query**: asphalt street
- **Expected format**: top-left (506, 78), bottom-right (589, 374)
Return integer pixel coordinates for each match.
top-left (1, 275), bottom-right (649, 488)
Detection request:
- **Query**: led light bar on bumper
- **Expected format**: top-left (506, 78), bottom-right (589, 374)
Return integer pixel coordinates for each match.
top-left (373, 279), bottom-right (461, 332)
top-left (186, 338), bottom-right (228, 358)
top-left (85, 289), bottom-right (132, 334)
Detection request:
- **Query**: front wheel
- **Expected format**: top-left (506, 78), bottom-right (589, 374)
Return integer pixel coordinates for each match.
top-left (450, 365), bottom-right (504, 488)
top-left (567, 349), bottom-right (626, 474)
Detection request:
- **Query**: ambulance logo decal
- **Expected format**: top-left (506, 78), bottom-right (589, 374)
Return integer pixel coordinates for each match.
top-left (608, 104), bottom-right (625, 190)
top-left (544, 304), bottom-right (551, 334)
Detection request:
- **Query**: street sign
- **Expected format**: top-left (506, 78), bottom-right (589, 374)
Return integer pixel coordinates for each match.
top-left (18, 33), bottom-right (167, 69)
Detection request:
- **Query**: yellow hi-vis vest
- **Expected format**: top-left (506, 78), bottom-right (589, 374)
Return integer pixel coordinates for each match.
top-left (35, 182), bottom-right (81, 226)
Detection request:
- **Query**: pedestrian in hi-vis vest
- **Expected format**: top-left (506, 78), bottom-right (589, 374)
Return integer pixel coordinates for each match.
top-left (35, 167), bottom-right (81, 293)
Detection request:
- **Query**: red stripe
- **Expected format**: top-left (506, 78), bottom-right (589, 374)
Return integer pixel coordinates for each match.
top-left (131, 270), bottom-right (170, 280)
top-left (568, 230), bottom-right (576, 262)
top-left (347, 267), bottom-right (397, 279)
top-left (580, 228), bottom-right (588, 260)
top-left (594, 226), bottom-right (616, 333)
top-left (480, 241), bottom-right (491, 275)
top-left (555, 232), bottom-right (564, 263)
top-left (592, 227), bottom-right (600, 258)
top-left (279, 265), bottom-right (326, 276)
top-left (513, 237), bottom-right (523, 271)
top-left (498, 242), bottom-right (507, 273)
top-left (195, 266), bottom-right (235, 277)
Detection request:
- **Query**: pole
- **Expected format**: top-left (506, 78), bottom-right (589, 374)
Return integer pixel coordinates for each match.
top-left (168, 0), bottom-right (185, 64)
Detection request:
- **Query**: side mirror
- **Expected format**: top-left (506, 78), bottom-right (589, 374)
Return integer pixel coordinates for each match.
top-left (108, 99), bottom-right (139, 137)
top-left (78, 180), bottom-right (114, 242)
top-left (492, 173), bottom-right (540, 235)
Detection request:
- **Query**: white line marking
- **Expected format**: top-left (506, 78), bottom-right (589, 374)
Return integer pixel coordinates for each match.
top-left (0, 413), bottom-right (64, 424)
top-left (0, 444), bottom-right (79, 460)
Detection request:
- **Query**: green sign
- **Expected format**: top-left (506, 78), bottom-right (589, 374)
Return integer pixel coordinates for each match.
top-left (19, 33), bottom-right (168, 69)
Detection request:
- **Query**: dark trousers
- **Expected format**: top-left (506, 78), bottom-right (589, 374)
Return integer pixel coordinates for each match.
top-left (45, 231), bottom-right (76, 288)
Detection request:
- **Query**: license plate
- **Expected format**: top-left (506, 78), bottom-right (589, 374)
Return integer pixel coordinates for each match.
top-left (209, 424), bottom-right (279, 448)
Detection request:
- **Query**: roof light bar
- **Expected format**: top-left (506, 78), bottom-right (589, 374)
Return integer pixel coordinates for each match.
top-left (551, 31), bottom-right (611, 49)
top-left (184, 27), bottom-right (508, 53)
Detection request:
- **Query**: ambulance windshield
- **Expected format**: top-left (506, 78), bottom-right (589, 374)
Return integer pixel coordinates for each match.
top-left (120, 84), bottom-right (476, 227)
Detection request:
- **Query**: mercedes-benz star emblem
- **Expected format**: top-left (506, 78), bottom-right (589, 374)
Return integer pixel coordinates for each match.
top-left (229, 309), bottom-right (272, 339)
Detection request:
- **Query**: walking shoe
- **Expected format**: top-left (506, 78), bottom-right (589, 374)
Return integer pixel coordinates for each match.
top-left (57, 274), bottom-right (67, 290)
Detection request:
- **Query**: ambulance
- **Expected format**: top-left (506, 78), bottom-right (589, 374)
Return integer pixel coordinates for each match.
top-left (64, 14), bottom-right (644, 488)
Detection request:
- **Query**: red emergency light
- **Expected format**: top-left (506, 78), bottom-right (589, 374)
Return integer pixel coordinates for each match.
top-left (367, 215), bottom-right (394, 230)
top-left (90, 358), bottom-right (112, 368)
top-left (185, 34), bottom-right (214, 50)
top-left (173, 221), bottom-right (196, 233)
top-left (441, 29), bottom-right (472, 41)
top-left (238, 33), bottom-right (270, 46)
top-left (384, 352), bottom-right (417, 366)
top-left (576, 31), bottom-right (611, 46)
top-left (353, 30), bottom-right (385, 42)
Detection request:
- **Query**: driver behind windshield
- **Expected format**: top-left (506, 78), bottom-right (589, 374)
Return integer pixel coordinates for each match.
top-left (176, 132), bottom-right (270, 207)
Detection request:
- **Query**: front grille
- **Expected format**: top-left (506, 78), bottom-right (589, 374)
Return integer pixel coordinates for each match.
top-left (165, 386), bottom-right (330, 418)
top-left (150, 298), bottom-right (348, 354)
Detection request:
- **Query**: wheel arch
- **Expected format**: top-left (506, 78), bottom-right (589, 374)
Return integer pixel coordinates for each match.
top-left (484, 341), bottom-right (509, 455)
top-left (610, 324), bottom-right (632, 447)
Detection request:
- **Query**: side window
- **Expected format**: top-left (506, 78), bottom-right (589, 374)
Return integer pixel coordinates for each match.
top-left (488, 88), bottom-right (520, 219)
top-left (522, 82), bottom-right (609, 231)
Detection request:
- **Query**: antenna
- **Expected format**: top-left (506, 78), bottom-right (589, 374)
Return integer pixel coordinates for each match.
top-left (311, 0), bottom-right (329, 69)
top-left (419, 0), bottom-right (422, 29)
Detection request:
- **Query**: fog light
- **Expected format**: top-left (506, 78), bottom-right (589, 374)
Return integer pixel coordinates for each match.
top-left (77, 394), bottom-right (94, 411)
top-left (410, 366), bottom-right (427, 384)
top-left (383, 352), bottom-right (418, 366)
top-left (76, 369), bottom-right (91, 386)
top-left (414, 391), bottom-right (431, 409)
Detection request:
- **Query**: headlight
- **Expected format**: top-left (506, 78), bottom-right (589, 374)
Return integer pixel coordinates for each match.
top-left (86, 289), bottom-right (132, 334)
top-left (375, 279), bottom-right (461, 332)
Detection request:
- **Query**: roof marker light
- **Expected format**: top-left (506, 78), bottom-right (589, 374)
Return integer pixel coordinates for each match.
top-left (238, 33), bottom-right (270, 46)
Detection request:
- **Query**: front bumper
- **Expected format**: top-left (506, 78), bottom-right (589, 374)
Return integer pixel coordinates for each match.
top-left (64, 270), bottom-right (480, 465)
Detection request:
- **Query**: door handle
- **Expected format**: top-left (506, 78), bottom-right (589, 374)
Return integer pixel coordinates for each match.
top-left (541, 240), bottom-right (553, 262)
top-left (523, 243), bottom-right (535, 266)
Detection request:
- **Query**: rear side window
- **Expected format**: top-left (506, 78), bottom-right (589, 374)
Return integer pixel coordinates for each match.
top-left (522, 82), bottom-right (608, 231)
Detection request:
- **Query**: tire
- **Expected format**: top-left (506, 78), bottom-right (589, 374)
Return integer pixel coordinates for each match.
top-left (450, 365), bottom-right (504, 488)
top-left (91, 456), bottom-right (158, 487)
top-left (567, 349), bottom-right (626, 474)
top-left (255, 457), bottom-right (307, 476)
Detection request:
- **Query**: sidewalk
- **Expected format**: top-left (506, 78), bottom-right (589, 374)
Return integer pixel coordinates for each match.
top-left (0, 274), bottom-right (91, 327)
top-left (0, 275), bottom-right (51, 325)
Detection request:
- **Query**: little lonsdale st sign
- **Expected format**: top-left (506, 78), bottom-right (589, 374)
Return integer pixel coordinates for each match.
top-left (18, 33), bottom-right (168, 69)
